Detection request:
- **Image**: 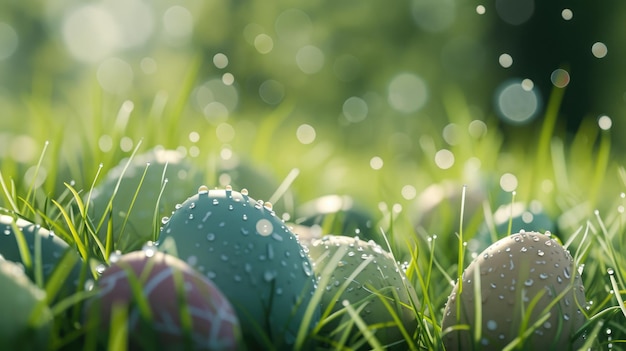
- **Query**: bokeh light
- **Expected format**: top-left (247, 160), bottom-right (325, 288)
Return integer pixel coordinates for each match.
top-left (222, 73), bottom-right (235, 86)
top-left (476, 5), bottom-right (486, 15)
top-left (194, 78), bottom-right (239, 123)
top-left (216, 123), bottom-right (235, 142)
top-left (296, 45), bottom-right (325, 74)
top-left (213, 53), bottom-right (229, 69)
top-left (387, 73), bottom-right (428, 113)
top-left (370, 156), bottom-right (384, 170)
top-left (434, 149), bottom-right (455, 169)
top-left (499, 172), bottom-right (518, 192)
top-left (442, 123), bottom-right (459, 145)
top-left (61, 0), bottom-right (154, 63)
top-left (411, 0), bottom-right (456, 33)
top-left (296, 124), bottom-right (316, 144)
top-left (495, 0), bottom-right (534, 25)
top-left (598, 115), bottom-right (612, 130)
top-left (401, 185), bottom-right (417, 200)
top-left (62, 4), bottom-right (121, 62)
top-left (550, 68), bottom-right (570, 88)
top-left (561, 9), bottom-right (573, 21)
top-left (521, 78), bottom-right (534, 91)
top-left (274, 8), bottom-right (312, 46)
top-left (342, 97), bottom-right (368, 123)
top-left (0, 22), bottom-right (18, 60)
top-left (163, 5), bottom-right (193, 43)
top-left (592, 42), bottom-right (608, 59)
top-left (9, 135), bottom-right (38, 163)
top-left (494, 79), bottom-right (541, 124)
top-left (498, 53), bottom-right (513, 68)
top-left (468, 120), bottom-right (488, 138)
top-left (254, 34), bottom-right (274, 54)
top-left (259, 80), bottom-right (285, 105)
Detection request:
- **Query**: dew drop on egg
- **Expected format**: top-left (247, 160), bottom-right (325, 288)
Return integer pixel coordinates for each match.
top-left (198, 185), bottom-right (209, 194)
top-left (256, 218), bottom-right (274, 236)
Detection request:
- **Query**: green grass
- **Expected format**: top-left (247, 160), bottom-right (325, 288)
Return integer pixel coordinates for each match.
top-left (1, 65), bottom-right (626, 350)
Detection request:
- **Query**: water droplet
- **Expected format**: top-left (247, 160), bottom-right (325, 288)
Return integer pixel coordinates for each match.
top-left (175, 204), bottom-right (183, 210)
top-left (202, 211), bottom-right (212, 222)
top-left (608, 268), bottom-right (615, 275)
top-left (161, 216), bottom-right (170, 225)
top-left (487, 320), bottom-right (498, 331)
top-left (302, 261), bottom-right (313, 276)
top-left (225, 184), bottom-right (233, 191)
top-left (242, 214), bottom-right (248, 221)
top-left (142, 242), bottom-right (156, 257)
top-left (563, 313), bottom-right (570, 321)
top-left (213, 199), bottom-right (219, 205)
top-left (220, 254), bottom-right (229, 261)
top-left (537, 250), bottom-right (544, 257)
top-left (263, 201), bottom-right (273, 210)
top-left (557, 275), bottom-right (563, 283)
top-left (207, 233), bottom-right (215, 241)
top-left (545, 240), bottom-right (552, 247)
top-left (564, 267), bottom-right (571, 279)
top-left (109, 250), bottom-right (122, 263)
top-left (234, 275), bottom-right (241, 282)
top-left (539, 273), bottom-right (548, 279)
top-left (525, 279), bottom-right (534, 286)
top-left (188, 214), bottom-right (194, 220)
top-left (241, 227), bottom-right (250, 236)
top-left (241, 188), bottom-right (249, 196)
top-left (187, 255), bottom-right (198, 266)
top-left (264, 270), bottom-right (276, 282)
top-left (228, 204), bottom-right (234, 211)
top-left (256, 218), bottom-right (273, 236)
top-left (189, 202), bottom-right (196, 209)
top-left (84, 279), bottom-right (95, 291)
top-left (198, 185), bottom-right (209, 194)
top-left (96, 264), bottom-right (106, 274)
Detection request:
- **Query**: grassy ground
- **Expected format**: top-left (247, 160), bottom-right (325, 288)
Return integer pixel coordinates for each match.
top-left (1, 66), bottom-right (626, 349)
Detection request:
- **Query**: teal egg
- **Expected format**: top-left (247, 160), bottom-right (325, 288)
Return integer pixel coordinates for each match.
top-left (0, 213), bottom-right (83, 300)
top-left (158, 186), bottom-right (319, 350)
top-left (295, 194), bottom-right (376, 241)
top-left (88, 148), bottom-right (204, 252)
top-left (0, 258), bottom-right (53, 350)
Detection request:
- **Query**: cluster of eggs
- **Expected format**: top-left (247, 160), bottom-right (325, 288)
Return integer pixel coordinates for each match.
top-left (0, 148), bottom-right (590, 350)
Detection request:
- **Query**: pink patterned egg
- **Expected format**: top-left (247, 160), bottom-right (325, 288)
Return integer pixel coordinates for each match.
top-left (91, 250), bottom-right (241, 350)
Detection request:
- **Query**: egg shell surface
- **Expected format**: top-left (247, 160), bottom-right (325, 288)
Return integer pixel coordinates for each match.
top-left (91, 250), bottom-right (241, 351)
top-left (441, 231), bottom-right (586, 350)
top-left (0, 258), bottom-right (53, 349)
top-left (305, 234), bottom-right (417, 350)
top-left (0, 213), bottom-right (83, 299)
top-left (89, 149), bottom-right (204, 252)
top-left (158, 187), bottom-right (319, 350)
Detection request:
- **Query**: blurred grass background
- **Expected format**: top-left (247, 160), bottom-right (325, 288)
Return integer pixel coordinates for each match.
top-left (0, 0), bottom-right (625, 247)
